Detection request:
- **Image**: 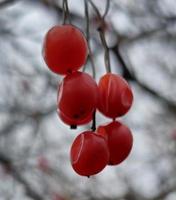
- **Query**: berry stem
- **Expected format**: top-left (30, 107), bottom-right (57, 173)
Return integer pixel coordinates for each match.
top-left (83, 0), bottom-right (96, 79)
top-left (70, 125), bottom-right (77, 129)
top-left (91, 111), bottom-right (96, 131)
top-left (62, 0), bottom-right (71, 24)
top-left (88, 0), bottom-right (111, 73)
top-left (98, 28), bottom-right (111, 73)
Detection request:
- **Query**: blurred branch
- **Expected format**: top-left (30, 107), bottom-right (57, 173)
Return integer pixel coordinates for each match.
top-left (103, 0), bottom-right (110, 19)
top-left (0, 104), bottom-right (56, 136)
top-left (0, 153), bottom-right (43, 200)
top-left (152, 186), bottom-right (176, 200)
top-left (0, 0), bottom-right (19, 8)
top-left (83, 0), bottom-right (96, 78)
top-left (13, 171), bottom-right (43, 200)
top-left (0, 119), bottom-right (19, 136)
top-left (111, 44), bottom-right (176, 111)
top-left (122, 17), bottom-right (176, 44)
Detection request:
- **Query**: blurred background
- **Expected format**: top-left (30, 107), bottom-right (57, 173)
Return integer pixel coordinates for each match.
top-left (0, 0), bottom-right (176, 199)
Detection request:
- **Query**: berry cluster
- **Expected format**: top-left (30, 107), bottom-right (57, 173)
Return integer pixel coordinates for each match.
top-left (42, 24), bottom-right (133, 177)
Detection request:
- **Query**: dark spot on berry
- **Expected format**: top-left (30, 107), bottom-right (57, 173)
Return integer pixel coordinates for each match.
top-left (109, 161), bottom-right (114, 165)
top-left (73, 114), bottom-right (79, 119)
top-left (67, 69), bottom-right (72, 74)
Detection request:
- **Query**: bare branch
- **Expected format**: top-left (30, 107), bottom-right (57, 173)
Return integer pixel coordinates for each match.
top-left (0, 153), bottom-right (43, 200)
top-left (111, 44), bottom-right (176, 111)
top-left (0, 0), bottom-right (18, 8)
top-left (103, 0), bottom-right (110, 19)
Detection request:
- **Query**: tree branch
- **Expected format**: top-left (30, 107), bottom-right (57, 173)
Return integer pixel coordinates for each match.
top-left (0, 153), bottom-right (43, 200)
top-left (0, 0), bottom-right (18, 8)
top-left (111, 44), bottom-right (176, 111)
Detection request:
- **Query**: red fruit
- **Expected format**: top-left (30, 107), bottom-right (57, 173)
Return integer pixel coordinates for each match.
top-left (70, 131), bottom-right (109, 176)
top-left (43, 25), bottom-right (88, 75)
top-left (58, 109), bottom-right (93, 126)
top-left (57, 72), bottom-right (98, 126)
top-left (97, 121), bottom-right (133, 165)
top-left (98, 73), bottom-right (133, 119)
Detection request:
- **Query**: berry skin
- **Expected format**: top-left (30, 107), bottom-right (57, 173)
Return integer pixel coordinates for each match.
top-left (98, 73), bottom-right (133, 119)
top-left (97, 121), bottom-right (133, 165)
top-left (43, 25), bottom-right (88, 75)
top-left (58, 109), bottom-right (93, 126)
top-left (57, 71), bottom-right (98, 126)
top-left (70, 131), bottom-right (109, 176)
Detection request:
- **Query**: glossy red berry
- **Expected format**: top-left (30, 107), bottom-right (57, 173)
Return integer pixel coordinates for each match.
top-left (70, 131), bottom-right (109, 176)
top-left (97, 121), bottom-right (133, 165)
top-left (57, 72), bottom-right (98, 126)
top-left (43, 25), bottom-right (88, 75)
top-left (98, 73), bottom-right (133, 119)
top-left (58, 109), bottom-right (93, 126)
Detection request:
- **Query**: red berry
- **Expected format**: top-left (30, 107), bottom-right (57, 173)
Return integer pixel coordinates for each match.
top-left (98, 73), bottom-right (133, 119)
top-left (57, 72), bottom-right (98, 126)
top-left (43, 25), bottom-right (88, 75)
top-left (58, 109), bottom-right (93, 126)
top-left (97, 121), bottom-right (133, 165)
top-left (70, 131), bottom-right (109, 176)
